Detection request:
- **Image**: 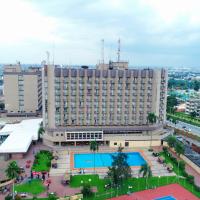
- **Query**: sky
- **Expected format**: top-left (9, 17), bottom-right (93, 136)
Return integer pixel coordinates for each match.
top-left (0, 0), bottom-right (200, 67)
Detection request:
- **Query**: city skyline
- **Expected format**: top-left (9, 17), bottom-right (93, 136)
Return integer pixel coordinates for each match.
top-left (0, 0), bottom-right (200, 67)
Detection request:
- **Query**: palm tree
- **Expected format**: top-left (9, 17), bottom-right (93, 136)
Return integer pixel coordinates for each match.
top-left (139, 163), bottom-right (152, 189)
top-left (147, 112), bottom-right (157, 148)
top-left (5, 161), bottom-right (20, 199)
top-left (90, 140), bottom-right (99, 174)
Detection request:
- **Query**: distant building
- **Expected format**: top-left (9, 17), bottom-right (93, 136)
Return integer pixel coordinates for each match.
top-left (3, 64), bottom-right (42, 116)
top-left (186, 98), bottom-right (200, 116)
top-left (42, 64), bottom-right (168, 148)
top-left (176, 103), bottom-right (186, 112)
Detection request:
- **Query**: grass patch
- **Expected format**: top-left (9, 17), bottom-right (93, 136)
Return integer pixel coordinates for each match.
top-left (15, 179), bottom-right (45, 195)
top-left (32, 150), bottom-right (53, 172)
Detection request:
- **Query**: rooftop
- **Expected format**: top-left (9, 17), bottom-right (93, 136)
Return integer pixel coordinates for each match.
top-left (0, 118), bottom-right (42, 153)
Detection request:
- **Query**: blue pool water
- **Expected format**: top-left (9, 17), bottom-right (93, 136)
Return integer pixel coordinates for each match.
top-left (154, 196), bottom-right (176, 200)
top-left (74, 152), bottom-right (146, 168)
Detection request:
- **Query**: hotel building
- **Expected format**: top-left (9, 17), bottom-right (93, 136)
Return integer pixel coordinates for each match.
top-left (42, 64), bottom-right (168, 147)
top-left (3, 64), bottom-right (42, 116)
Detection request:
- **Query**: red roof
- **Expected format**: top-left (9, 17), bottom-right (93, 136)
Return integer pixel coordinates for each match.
top-left (109, 184), bottom-right (199, 200)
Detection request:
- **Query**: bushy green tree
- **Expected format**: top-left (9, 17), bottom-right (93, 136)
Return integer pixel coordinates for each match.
top-left (175, 142), bottom-right (185, 157)
top-left (190, 111), bottom-right (197, 118)
top-left (107, 146), bottom-right (132, 187)
top-left (167, 136), bottom-right (176, 148)
top-left (81, 183), bottom-right (93, 197)
top-left (167, 95), bottom-right (178, 113)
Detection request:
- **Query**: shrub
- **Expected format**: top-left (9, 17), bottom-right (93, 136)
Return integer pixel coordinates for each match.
top-left (163, 147), bottom-right (168, 154)
top-left (186, 175), bottom-right (194, 184)
top-left (182, 170), bottom-right (188, 178)
top-left (194, 184), bottom-right (200, 192)
top-left (5, 195), bottom-right (12, 200)
top-left (148, 148), bottom-right (153, 152)
top-left (15, 195), bottom-right (21, 200)
top-left (48, 193), bottom-right (57, 200)
top-left (179, 160), bottom-right (185, 171)
top-left (81, 183), bottom-right (93, 197)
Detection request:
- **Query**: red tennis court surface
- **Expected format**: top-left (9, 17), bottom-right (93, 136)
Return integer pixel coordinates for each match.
top-left (110, 184), bottom-right (199, 200)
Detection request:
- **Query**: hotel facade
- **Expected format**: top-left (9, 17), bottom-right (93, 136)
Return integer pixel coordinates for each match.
top-left (42, 64), bottom-right (168, 147)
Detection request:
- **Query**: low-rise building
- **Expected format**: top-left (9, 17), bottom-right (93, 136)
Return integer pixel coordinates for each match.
top-left (185, 98), bottom-right (200, 116)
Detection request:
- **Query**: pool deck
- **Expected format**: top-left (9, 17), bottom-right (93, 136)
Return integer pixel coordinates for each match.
top-left (50, 146), bottom-right (176, 178)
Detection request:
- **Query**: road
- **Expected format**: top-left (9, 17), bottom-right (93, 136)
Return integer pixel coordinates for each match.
top-left (167, 120), bottom-right (200, 137)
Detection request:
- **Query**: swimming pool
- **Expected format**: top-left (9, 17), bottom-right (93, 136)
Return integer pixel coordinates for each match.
top-left (154, 196), bottom-right (176, 200)
top-left (74, 152), bottom-right (146, 168)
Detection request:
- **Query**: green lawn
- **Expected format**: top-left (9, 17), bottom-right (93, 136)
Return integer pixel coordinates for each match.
top-left (32, 150), bottom-right (53, 172)
top-left (15, 179), bottom-right (46, 195)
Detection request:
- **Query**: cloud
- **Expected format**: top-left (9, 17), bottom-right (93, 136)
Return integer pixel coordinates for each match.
top-left (0, 0), bottom-right (200, 67)
top-left (0, 0), bottom-right (62, 44)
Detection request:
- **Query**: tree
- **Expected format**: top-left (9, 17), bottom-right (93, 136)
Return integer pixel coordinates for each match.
top-left (0, 102), bottom-right (5, 110)
top-left (90, 140), bottom-right (99, 174)
top-left (147, 112), bottom-right (157, 124)
top-left (190, 111), bottom-right (197, 119)
top-left (147, 112), bottom-right (157, 148)
top-left (107, 146), bottom-right (132, 187)
top-left (175, 142), bottom-right (185, 157)
top-left (139, 163), bottom-right (152, 188)
top-left (167, 95), bottom-right (178, 113)
top-left (5, 161), bottom-right (20, 200)
top-left (5, 161), bottom-right (20, 179)
top-left (81, 183), bottom-right (93, 197)
top-left (166, 136), bottom-right (176, 148)
top-left (193, 80), bottom-right (200, 91)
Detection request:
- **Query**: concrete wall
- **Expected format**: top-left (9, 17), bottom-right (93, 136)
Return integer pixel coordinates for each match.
top-left (11, 153), bottom-right (24, 159)
top-left (4, 75), bottom-right (19, 112)
top-left (180, 154), bottom-right (200, 174)
top-left (109, 140), bottom-right (161, 148)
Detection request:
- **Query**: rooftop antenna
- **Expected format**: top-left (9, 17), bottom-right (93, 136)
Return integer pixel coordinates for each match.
top-left (46, 51), bottom-right (50, 65)
top-left (101, 39), bottom-right (104, 64)
top-left (117, 38), bottom-right (120, 62)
